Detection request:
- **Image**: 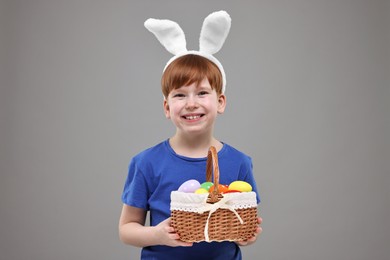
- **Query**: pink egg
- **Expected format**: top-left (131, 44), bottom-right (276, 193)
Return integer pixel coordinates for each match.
top-left (178, 179), bottom-right (201, 193)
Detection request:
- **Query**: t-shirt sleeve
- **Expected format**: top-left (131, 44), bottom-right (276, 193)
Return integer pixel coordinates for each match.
top-left (241, 157), bottom-right (261, 204)
top-left (121, 157), bottom-right (150, 210)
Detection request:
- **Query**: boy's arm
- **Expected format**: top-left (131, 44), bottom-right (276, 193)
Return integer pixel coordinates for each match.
top-left (118, 204), bottom-right (193, 248)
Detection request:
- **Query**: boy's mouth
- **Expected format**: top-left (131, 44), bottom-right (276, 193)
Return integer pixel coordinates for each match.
top-left (182, 114), bottom-right (204, 120)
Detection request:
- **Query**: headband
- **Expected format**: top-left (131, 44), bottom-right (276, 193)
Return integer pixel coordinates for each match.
top-left (144, 10), bottom-right (231, 93)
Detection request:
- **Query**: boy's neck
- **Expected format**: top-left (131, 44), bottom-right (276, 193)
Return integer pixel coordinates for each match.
top-left (169, 134), bottom-right (223, 158)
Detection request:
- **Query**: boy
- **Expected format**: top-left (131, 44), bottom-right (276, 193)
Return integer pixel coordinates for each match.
top-left (119, 11), bottom-right (262, 260)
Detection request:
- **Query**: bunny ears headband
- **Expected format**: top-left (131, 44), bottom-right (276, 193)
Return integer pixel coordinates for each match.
top-left (144, 10), bottom-right (231, 93)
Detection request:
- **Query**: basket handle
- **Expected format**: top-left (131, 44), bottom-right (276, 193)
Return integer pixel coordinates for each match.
top-left (206, 146), bottom-right (223, 204)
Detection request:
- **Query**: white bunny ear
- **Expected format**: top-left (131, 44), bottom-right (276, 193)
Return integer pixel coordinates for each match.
top-left (199, 11), bottom-right (231, 54)
top-left (144, 18), bottom-right (187, 55)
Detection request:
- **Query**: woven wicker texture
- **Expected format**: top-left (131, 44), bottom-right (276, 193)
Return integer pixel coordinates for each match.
top-left (170, 146), bottom-right (258, 242)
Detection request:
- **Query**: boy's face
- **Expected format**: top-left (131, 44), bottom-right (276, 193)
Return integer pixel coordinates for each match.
top-left (163, 77), bottom-right (226, 136)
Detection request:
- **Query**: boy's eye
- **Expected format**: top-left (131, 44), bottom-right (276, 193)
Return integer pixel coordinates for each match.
top-left (173, 93), bottom-right (185, 98)
top-left (198, 91), bottom-right (209, 96)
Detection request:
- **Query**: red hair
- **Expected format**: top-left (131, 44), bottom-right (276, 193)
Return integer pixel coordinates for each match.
top-left (161, 54), bottom-right (223, 98)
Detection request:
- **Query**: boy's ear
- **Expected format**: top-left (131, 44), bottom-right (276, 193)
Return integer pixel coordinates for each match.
top-left (217, 94), bottom-right (226, 114)
top-left (163, 99), bottom-right (171, 119)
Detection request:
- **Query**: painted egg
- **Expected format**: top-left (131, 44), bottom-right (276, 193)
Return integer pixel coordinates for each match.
top-left (223, 189), bottom-right (241, 194)
top-left (209, 184), bottom-right (229, 194)
top-left (178, 179), bottom-right (201, 193)
top-left (195, 188), bottom-right (209, 194)
top-left (200, 182), bottom-right (214, 191)
top-left (228, 181), bottom-right (252, 192)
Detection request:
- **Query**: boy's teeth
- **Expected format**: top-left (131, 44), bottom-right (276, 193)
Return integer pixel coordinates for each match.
top-left (186, 115), bottom-right (200, 120)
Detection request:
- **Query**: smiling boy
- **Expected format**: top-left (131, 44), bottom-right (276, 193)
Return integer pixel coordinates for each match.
top-left (119, 11), bottom-right (262, 260)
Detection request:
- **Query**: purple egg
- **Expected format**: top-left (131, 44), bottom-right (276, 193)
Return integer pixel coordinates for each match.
top-left (178, 179), bottom-right (201, 193)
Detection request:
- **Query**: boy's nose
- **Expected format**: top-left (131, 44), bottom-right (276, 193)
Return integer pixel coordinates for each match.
top-left (185, 96), bottom-right (199, 110)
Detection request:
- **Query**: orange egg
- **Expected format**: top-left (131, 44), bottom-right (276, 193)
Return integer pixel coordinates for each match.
top-left (209, 184), bottom-right (229, 194)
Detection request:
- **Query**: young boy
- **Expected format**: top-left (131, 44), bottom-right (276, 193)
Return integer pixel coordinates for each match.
top-left (119, 11), bottom-right (262, 260)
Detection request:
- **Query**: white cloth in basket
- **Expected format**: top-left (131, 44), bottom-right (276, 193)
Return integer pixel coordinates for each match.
top-left (171, 191), bottom-right (257, 212)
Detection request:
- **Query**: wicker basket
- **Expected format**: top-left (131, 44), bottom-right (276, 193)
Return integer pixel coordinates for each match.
top-left (170, 146), bottom-right (258, 242)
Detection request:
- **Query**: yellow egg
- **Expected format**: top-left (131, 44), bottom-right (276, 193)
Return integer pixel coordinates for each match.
top-left (228, 181), bottom-right (252, 192)
top-left (194, 188), bottom-right (209, 194)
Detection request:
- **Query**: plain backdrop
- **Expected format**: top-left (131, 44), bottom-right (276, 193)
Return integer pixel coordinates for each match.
top-left (1, 0), bottom-right (389, 259)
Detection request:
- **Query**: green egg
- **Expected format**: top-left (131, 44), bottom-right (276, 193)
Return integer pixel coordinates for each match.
top-left (200, 182), bottom-right (213, 191)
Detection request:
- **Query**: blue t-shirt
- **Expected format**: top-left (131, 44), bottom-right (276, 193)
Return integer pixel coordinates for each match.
top-left (122, 139), bottom-right (260, 260)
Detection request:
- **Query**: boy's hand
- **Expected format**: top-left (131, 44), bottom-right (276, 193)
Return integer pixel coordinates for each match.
top-left (155, 218), bottom-right (193, 247)
top-left (236, 217), bottom-right (263, 246)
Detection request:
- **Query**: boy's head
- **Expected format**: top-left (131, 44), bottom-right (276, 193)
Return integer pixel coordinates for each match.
top-left (161, 54), bottom-right (223, 99)
top-left (145, 11), bottom-right (231, 97)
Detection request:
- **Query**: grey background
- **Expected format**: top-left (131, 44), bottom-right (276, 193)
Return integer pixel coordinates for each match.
top-left (1, 0), bottom-right (389, 259)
